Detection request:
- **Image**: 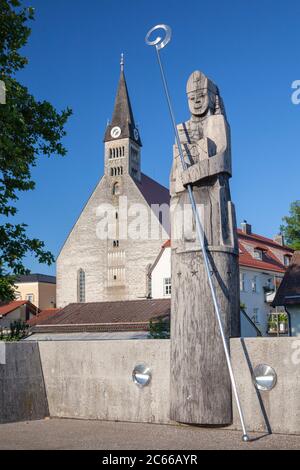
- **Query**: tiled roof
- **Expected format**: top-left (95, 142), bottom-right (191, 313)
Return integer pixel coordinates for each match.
top-left (0, 301), bottom-right (38, 317)
top-left (103, 69), bottom-right (142, 146)
top-left (238, 229), bottom-right (293, 273)
top-left (161, 230), bottom-right (293, 274)
top-left (272, 252), bottom-right (300, 306)
top-left (27, 309), bottom-right (61, 326)
top-left (135, 173), bottom-right (170, 207)
top-left (16, 274), bottom-right (56, 285)
top-left (32, 299), bottom-right (171, 332)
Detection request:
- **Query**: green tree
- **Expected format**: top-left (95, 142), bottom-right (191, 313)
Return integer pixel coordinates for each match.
top-left (0, 0), bottom-right (72, 301)
top-left (280, 201), bottom-right (300, 250)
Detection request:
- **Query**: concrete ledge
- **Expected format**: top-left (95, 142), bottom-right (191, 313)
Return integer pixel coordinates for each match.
top-left (0, 342), bottom-right (49, 424)
top-left (231, 337), bottom-right (300, 435)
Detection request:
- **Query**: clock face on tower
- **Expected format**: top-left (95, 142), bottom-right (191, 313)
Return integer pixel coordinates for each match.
top-left (133, 128), bottom-right (139, 141)
top-left (111, 126), bottom-right (121, 139)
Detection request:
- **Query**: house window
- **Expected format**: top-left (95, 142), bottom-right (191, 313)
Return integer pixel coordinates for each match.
top-left (252, 276), bottom-right (258, 293)
top-left (253, 249), bottom-right (263, 260)
top-left (284, 255), bottom-right (291, 266)
top-left (26, 294), bottom-right (34, 303)
top-left (77, 269), bottom-right (85, 303)
top-left (164, 278), bottom-right (171, 296)
top-left (252, 308), bottom-right (259, 324)
top-left (240, 273), bottom-right (246, 292)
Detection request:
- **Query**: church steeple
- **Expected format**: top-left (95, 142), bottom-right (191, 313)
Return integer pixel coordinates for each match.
top-left (104, 55), bottom-right (142, 146)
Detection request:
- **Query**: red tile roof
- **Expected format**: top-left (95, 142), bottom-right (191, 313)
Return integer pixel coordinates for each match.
top-left (27, 309), bottom-right (61, 326)
top-left (272, 251), bottom-right (300, 306)
top-left (238, 229), bottom-right (293, 273)
top-left (0, 300), bottom-right (30, 317)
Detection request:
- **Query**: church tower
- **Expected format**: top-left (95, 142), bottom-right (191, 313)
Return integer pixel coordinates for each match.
top-left (104, 54), bottom-right (142, 182)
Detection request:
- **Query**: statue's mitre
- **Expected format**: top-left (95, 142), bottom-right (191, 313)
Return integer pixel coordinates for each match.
top-left (186, 71), bottom-right (217, 94)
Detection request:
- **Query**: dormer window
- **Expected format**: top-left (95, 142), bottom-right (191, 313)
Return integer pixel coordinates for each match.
top-left (253, 249), bottom-right (263, 260)
top-left (284, 254), bottom-right (291, 266)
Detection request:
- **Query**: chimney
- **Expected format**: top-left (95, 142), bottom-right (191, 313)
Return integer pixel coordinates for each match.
top-left (241, 220), bottom-right (252, 235)
top-left (273, 234), bottom-right (284, 246)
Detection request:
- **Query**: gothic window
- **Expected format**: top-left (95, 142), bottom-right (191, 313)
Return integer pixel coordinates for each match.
top-left (113, 148), bottom-right (115, 158)
top-left (77, 268), bottom-right (85, 303)
top-left (120, 166), bottom-right (123, 175)
top-left (109, 149), bottom-right (112, 159)
top-left (110, 168), bottom-right (113, 176)
top-left (122, 146), bottom-right (125, 156)
top-left (112, 182), bottom-right (120, 195)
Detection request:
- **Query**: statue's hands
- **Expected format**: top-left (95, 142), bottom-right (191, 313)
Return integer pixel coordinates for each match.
top-left (181, 160), bottom-right (210, 187)
top-left (181, 168), bottom-right (192, 187)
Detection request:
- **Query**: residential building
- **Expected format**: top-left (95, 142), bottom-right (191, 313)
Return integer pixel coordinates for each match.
top-left (57, 59), bottom-right (169, 307)
top-left (272, 251), bottom-right (300, 336)
top-left (14, 274), bottom-right (56, 310)
top-left (150, 222), bottom-right (294, 335)
top-left (0, 301), bottom-right (38, 329)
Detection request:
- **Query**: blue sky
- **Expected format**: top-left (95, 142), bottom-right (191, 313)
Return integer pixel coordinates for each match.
top-left (11, 0), bottom-right (300, 275)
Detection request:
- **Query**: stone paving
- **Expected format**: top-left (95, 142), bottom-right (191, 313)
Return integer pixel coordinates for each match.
top-left (0, 419), bottom-right (299, 450)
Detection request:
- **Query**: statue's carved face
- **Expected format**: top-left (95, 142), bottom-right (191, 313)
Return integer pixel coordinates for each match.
top-left (188, 89), bottom-right (215, 116)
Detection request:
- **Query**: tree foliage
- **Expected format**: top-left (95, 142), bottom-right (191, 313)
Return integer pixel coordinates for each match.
top-left (280, 201), bottom-right (300, 250)
top-left (0, 0), bottom-right (72, 301)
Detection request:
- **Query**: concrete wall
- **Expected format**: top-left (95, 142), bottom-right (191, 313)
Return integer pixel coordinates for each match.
top-left (231, 338), bottom-right (300, 435)
top-left (0, 342), bottom-right (49, 424)
top-left (39, 339), bottom-right (171, 424)
top-left (1, 337), bottom-right (300, 435)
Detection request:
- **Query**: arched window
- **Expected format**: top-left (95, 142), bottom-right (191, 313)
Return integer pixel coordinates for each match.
top-left (77, 269), bottom-right (85, 303)
top-left (112, 182), bottom-right (120, 196)
top-left (113, 148), bottom-right (115, 158)
top-left (122, 146), bottom-right (125, 156)
top-left (110, 168), bottom-right (113, 176)
top-left (109, 149), bottom-right (112, 159)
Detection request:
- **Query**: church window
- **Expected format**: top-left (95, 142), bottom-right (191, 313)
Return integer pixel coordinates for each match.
top-left (122, 146), bottom-right (125, 156)
top-left (113, 148), bottom-right (115, 158)
top-left (113, 240), bottom-right (119, 248)
top-left (110, 168), bottom-right (113, 176)
top-left (115, 212), bottom-right (118, 219)
top-left (112, 182), bottom-right (120, 195)
top-left (109, 149), bottom-right (112, 159)
top-left (120, 166), bottom-right (123, 175)
top-left (77, 269), bottom-right (85, 303)
top-left (114, 275), bottom-right (117, 280)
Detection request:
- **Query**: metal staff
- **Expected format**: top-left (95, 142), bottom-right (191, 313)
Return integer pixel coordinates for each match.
top-left (145, 24), bottom-right (249, 442)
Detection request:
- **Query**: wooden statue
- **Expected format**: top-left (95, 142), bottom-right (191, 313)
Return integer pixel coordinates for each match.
top-left (170, 71), bottom-right (240, 425)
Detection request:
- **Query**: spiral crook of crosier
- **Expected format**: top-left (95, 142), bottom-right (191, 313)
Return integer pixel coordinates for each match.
top-left (145, 24), bottom-right (172, 50)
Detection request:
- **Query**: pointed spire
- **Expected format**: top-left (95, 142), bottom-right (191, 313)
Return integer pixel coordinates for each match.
top-left (103, 58), bottom-right (142, 146)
